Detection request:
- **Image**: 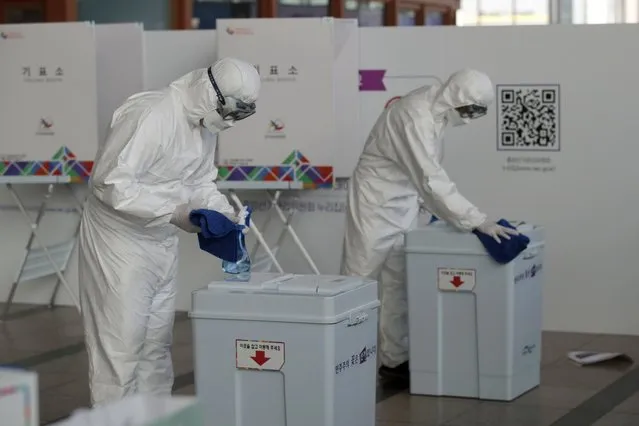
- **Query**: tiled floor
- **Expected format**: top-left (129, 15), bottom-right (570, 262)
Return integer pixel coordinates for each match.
top-left (1, 303), bottom-right (639, 426)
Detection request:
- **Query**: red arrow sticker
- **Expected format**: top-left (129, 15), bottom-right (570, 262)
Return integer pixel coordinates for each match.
top-left (437, 268), bottom-right (477, 292)
top-left (450, 276), bottom-right (464, 288)
top-left (236, 339), bottom-right (285, 371)
top-left (251, 350), bottom-right (270, 366)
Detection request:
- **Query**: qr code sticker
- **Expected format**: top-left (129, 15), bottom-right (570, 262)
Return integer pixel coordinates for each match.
top-left (497, 84), bottom-right (560, 152)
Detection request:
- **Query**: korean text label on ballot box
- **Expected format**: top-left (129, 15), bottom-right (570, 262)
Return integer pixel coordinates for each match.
top-left (0, 368), bottom-right (38, 426)
top-left (189, 273), bottom-right (380, 426)
top-left (405, 221), bottom-right (545, 401)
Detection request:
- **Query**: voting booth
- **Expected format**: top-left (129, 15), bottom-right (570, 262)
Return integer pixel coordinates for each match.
top-left (0, 22), bottom-right (98, 178)
top-left (215, 17), bottom-right (359, 182)
top-left (405, 222), bottom-right (544, 401)
top-left (213, 17), bottom-right (359, 277)
top-left (0, 368), bottom-right (38, 426)
top-left (190, 273), bottom-right (379, 426)
top-left (0, 22), bottom-right (145, 319)
top-left (0, 22), bottom-right (98, 317)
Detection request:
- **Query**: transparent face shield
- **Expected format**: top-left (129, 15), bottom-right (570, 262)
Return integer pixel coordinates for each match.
top-left (207, 66), bottom-right (256, 122)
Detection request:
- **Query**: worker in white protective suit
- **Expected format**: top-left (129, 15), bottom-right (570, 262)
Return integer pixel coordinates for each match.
top-left (341, 69), bottom-right (519, 381)
top-left (78, 57), bottom-right (260, 405)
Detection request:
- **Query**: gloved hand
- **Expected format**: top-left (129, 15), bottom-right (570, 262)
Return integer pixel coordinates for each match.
top-left (474, 220), bottom-right (519, 243)
top-left (170, 204), bottom-right (201, 233)
top-left (236, 206), bottom-right (250, 225)
top-left (236, 205), bottom-right (250, 235)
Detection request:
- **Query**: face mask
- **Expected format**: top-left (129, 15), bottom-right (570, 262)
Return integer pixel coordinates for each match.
top-left (202, 110), bottom-right (234, 134)
top-left (446, 109), bottom-right (470, 127)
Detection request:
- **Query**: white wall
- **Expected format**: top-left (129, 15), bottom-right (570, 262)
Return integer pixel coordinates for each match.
top-left (2, 24), bottom-right (639, 337)
top-left (360, 24), bottom-right (639, 334)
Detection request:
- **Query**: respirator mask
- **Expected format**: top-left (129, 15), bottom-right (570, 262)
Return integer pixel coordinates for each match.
top-left (202, 66), bottom-right (256, 133)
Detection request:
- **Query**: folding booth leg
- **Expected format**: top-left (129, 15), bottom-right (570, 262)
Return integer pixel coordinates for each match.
top-left (2, 183), bottom-right (54, 320)
top-left (49, 184), bottom-right (85, 309)
top-left (266, 191), bottom-right (320, 275)
top-left (250, 191), bottom-right (279, 257)
top-left (3, 183), bottom-right (81, 318)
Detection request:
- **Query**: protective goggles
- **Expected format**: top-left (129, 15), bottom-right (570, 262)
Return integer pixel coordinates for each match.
top-left (207, 66), bottom-right (256, 121)
top-left (455, 104), bottom-right (488, 120)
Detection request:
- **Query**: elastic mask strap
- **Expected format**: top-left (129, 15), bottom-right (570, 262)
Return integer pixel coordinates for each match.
top-left (207, 66), bottom-right (226, 109)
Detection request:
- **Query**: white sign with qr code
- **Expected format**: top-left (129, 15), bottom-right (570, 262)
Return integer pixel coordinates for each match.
top-left (496, 84), bottom-right (560, 152)
top-left (236, 339), bottom-right (285, 371)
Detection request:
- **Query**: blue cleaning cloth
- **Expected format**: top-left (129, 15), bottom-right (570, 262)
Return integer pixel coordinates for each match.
top-left (472, 219), bottom-right (530, 264)
top-left (189, 208), bottom-right (252, 262)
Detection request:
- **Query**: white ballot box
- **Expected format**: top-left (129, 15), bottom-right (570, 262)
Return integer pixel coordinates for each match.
top-left (215, 17), bottom-right (359, 180)
top-left (405, 221), bottom-right (545, 401)
top-left (190, 273), bottom-right (380, 426)
top-left (0, 367), bottom-right (38, 426)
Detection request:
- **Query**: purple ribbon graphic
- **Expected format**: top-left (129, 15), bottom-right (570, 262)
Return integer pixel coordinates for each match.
top-left (359, 70), bottom-right (386, 91)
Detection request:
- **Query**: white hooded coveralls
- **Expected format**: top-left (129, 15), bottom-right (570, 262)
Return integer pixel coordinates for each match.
top-left (79, 58), bottom-right (260, 405)
top-left (341, 69), bottom-right (494, 368)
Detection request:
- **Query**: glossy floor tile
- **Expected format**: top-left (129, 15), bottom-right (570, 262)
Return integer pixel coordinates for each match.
top-left (1, 303), bottom-right (639, 426)
top-left (443, 402), bottom-right (569, 426)
top-left (514, 386), bottom-right (598, 410)
top-left (376, 393), bottom-right (479, 424)
top-left (592, 412), bottom-right (639, 426)
top-left (613, 392), bottom-right (639, 414)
